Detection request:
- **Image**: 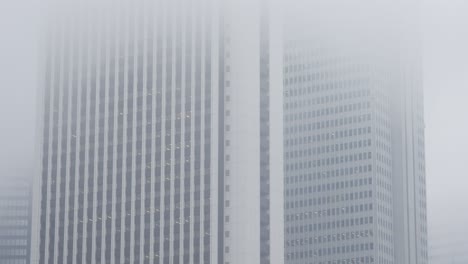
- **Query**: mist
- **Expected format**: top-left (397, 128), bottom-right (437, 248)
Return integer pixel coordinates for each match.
top-left (0, 0), bottom-right (467, 263)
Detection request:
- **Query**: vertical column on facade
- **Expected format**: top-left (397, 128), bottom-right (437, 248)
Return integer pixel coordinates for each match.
top-left (69, 7), bottom-right (82, 264)
top-left (177, 1), bottom-right (187, 262)
top-left (168, 0), bottom-right (178, 261)
top-left (78, 5), bottom-right (90, 261)
top-left (188, 1), bottom-right (197, 261)
top-left (109, 3), bottom-right (121, 263)
top-left (195, 1), bottom-right (204, 262)
top-left (209, 0), bottom-right (221, 262)
top-left (155, 0), bottom-right (165, 260)
top-left (148, 0), bottom-right (159, 262)
top-left (61, 8), bottom-right (75, 263)
top-left (184, 2), bottom-right (195, 262)
top-left (118, 0), bottom-right (129, 261)
top-left (140, 0), bottom-right (151, 263)
top-left (38, 14), bottom-right (53, 264)
top-left (86, 6), bottom-right (99, 261)
top-left (159, 0), bottom-right (169, 260)
top-left (50, 10), bottom-right (65, 264)
top-left (40, 29), bottom-right (49, 260)
top-left (198, 0), bottom-right (207, 262)
top-left (100, 3), bottom-right (113, 262)
top-left (137, 2), bottom-right (146, 261)
top-left (152, 0), bottom-right (164, 262)
top-left (112, 2), bottom-right (123, 262)
top-left (222, 11), bottom-right (231, 264)
top-left (166, 0), bottom-right (176, 261)
top-left (74, 5), bottom-right (86, 262)
top-left (125, 2), bottom-right (137, 261)
top-left (90, 7), bottom-right (104, 263)
top-left (33, 5), bottom-right (48, 263)
top-left (129, 2), bottom-right (138, 262)
top-left (103, 2), bottom-right (117, 262)
top-left (224, 0), bottom-right (261, 262)
top-left (129, 2), bottom-right (142, 262)
top-left (181, 1), bottom-right (191, 261)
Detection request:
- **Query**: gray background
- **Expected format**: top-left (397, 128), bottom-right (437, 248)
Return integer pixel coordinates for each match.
top-left (0, 0), bottom-right (466, 254)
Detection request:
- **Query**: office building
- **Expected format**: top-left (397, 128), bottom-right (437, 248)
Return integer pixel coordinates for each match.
top-left (283, 42), bottom-right (428, 264)
top-left (0, 175), bottom-right (32, 264)
top-left (283, 1), bottom-right (428, 263)
top-left (31, 0), bottom-right (284, 263)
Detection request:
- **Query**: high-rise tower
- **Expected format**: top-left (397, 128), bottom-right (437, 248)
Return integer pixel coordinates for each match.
top-left (31, 0), bottom-right (284, 263)
top-left (283, 1), bottom-right (428, 263)
top-left (283, 43), bottom-right (428, 264)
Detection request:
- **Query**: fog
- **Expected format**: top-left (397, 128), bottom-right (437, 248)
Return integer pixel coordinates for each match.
top-left (422, 0), bottom-right (468, 258)
top-left (0, 0), bottom-right (467, 262)
top-left (0, 0), bottom-right (40, 180)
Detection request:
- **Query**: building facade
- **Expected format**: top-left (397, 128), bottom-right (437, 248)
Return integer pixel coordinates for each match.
top-left (0, 175), bottom-right (32, 264)
top-left (31, 0), bottom-right (284, 264)
top-left (283, 1), bottom-right (428, 262)
top-left (283, 40), bottom-right (428, 264)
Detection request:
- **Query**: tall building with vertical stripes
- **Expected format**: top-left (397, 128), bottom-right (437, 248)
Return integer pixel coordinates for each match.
top-left (31, 0), bottom-right (284, 263)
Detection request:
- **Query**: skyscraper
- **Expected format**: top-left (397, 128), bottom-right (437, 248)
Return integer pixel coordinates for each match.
top-left (31, 0), bottom-right (284, 263)
top-left (0, 174), bottom-right (32, 264)
top-left (283, 45), bottom-right (428, 264)
top-left (283, 1), bottom-right (428, 263)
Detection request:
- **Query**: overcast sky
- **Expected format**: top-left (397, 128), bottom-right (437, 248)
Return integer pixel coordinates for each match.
top-left (422, 0), bottom-right (468, 234)
top-left (0, 0), bottom-right (40, 177)
top-left (0, 0), bottom-right (467, 245)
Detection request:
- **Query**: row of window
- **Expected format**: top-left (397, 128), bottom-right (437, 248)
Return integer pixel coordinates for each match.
top-left (284, 83), bottom-right (370, 100)
top-left (286, 176), bottom-right (373, 196)
top-left (286, 228), bottom-right (373, 241)
top-left (286, 157), bottom-right (373, 171)
top-left (0, 239), bottom-right (28, 246)
top-left (286, 163), bottom-right (372, 184)
top-left (286, 139), bottom-right (372, 160)
top-left (0, 248), bottom-right (28, 256)
top-left (285, 190), bottom-right (373, 212)
top-left (285, 102), bottom-right (370, 121)
top-left (286, 243), bottom-right (374, 259)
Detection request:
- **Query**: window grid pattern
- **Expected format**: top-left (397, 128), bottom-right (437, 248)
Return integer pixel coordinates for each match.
top-left (0, 177), bottom-right (31, 264)
top-left (283, 44), bottom-right (395, 264)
